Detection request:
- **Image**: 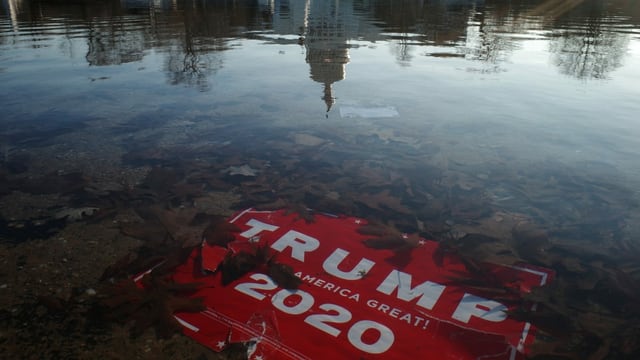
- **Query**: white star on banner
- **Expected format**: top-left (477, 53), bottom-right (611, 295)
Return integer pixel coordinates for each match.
top-left (418, 239), bottom-right (426, 246)
top-left (216, 341), bottom-right (226, 349)
top-left (254, 355), bottom-right (264, 360)
top-left (355, 219), bottom-right (362, 224)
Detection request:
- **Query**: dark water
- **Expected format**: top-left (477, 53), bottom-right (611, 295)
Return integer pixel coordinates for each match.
top-left (2, 0), bottom-right (640, 358)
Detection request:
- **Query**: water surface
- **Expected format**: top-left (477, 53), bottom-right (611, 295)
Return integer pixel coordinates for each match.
top-left (2, 0), bottom-right (640, 358)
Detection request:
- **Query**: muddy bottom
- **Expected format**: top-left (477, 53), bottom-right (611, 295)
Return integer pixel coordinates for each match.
top-left (0, 201), bottom-right (249, 360)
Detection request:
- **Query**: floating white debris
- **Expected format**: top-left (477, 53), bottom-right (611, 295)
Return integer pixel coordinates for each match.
top-left (339, 105), bottom-right (399, 118)
top-left (222, 164), bottom-right (259, 177)
top-left (54, 207), bottom-right (99, 221)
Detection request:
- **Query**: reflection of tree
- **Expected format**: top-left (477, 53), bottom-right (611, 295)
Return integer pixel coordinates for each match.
top-left (391, 38), bottom-right (413, 67)
top-left (368, 0), bottom-right (471, 65)
top-left (387, 5), bottom-right (415, 67)
top-left (529, 0), bottom-right (630, 79)
top-left (85, 24), bottom-right (146, 66)
top-left (160, 1), bottom-right (238, 91)
top-left (549, 18), bottom-right (629, 79)
top-left (164, 41), bottom-right (223, 91)
top-left (370, 0), bottom-right (422, 66)
top-left (8, 0), bottom-right (638, 86)
top-left (462, 8), bottom-right (528, 73)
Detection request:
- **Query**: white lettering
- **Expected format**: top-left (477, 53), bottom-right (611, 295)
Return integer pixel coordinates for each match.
top-left (234, 273), bottom-right (278, 300)
top-left (399, 313), bottom-right (411, 324)
top-left (302, 275), bottom-right (316, 282)
top-left (304, 303), bottom-right (352, 337)
top-left (389, 308), bottom-right (401, 318)
top-left (347, 320), bottom-right (394, 354)
top-left (451, 293), bottom-right (507, 324)
top-left (271, 289), bottom-right (314, 315)
top-left (376, 270), bottom-right (445, 310)
top-left (323, 283), bottom-right (335, 291)
top-left (271, 230), bottom-right (320, 262)
top-left (239, 218), bottom-right (279, 238)
top-left (323, 248), bottom-right (376, 280)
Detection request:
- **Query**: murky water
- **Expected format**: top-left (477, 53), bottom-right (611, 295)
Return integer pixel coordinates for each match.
top-left (2, 0), bottom-right (640, 359)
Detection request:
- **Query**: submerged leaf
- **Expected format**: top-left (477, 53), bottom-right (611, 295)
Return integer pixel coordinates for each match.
top-left (220, 252), bottom-right (261, 285)
top-left (357, 223), bottom-right (420, 251)
top-left (283, 203), bottom-right (315, 223)
top-left (96, 275), bottom-right (205, 339)
top-left (268, 261), bottom-right (301, 290)
top-left (202, 218), bottom-right (242, 247)
top-left (356, 190), bottom-right (411, 214)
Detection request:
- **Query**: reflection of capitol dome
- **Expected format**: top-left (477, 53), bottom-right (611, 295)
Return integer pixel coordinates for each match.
top-left (303, 0), bottom-right (351, 112)
top-left (306, 47), bottom-right (349, 111)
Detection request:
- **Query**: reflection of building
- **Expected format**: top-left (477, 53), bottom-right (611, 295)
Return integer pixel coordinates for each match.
top-left (302, 0), bottom-right (351, 112)
top-left (4, 0), bottom-right (24, 32)
top-left (271, 0), bottom-right (360, 112)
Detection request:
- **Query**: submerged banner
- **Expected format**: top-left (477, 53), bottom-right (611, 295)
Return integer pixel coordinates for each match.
top-left (161, 209), bottom-right (552, 359)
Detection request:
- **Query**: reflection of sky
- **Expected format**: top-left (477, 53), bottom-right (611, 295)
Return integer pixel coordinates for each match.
top-left (336, 23), bottom-right (640, 177)
top-left (1, 0), bottom-right (640, 175)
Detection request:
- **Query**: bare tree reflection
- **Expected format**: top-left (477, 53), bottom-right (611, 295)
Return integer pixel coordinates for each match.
top-left (463, 20), bottom-right (514, 73)
top-left (528, 0), bottom-right (630, 79)
top-left (160, 1), bottom-right (240, 91)
top-left (86, 24), bottom-right (146, 66)
top-left (550, 25), bottom-right (628, 79)
top-left (549, 16), bottom-right (629, 79)
top-left (165, 13), bottom-right (211, 90)
top-left (164, 42), bottom-right (222, 91)
top-left (369, 0), bottom-right (425, 66)
top-left (5, 0), bottom-right (639, 85)
top-left (462, 4), bottom-right (535, 73)
top-left (367, 0), bottom-right (471, 65)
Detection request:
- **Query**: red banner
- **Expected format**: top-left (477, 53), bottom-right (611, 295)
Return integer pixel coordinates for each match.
top-left (158, 209), bottom-right (552, 359)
